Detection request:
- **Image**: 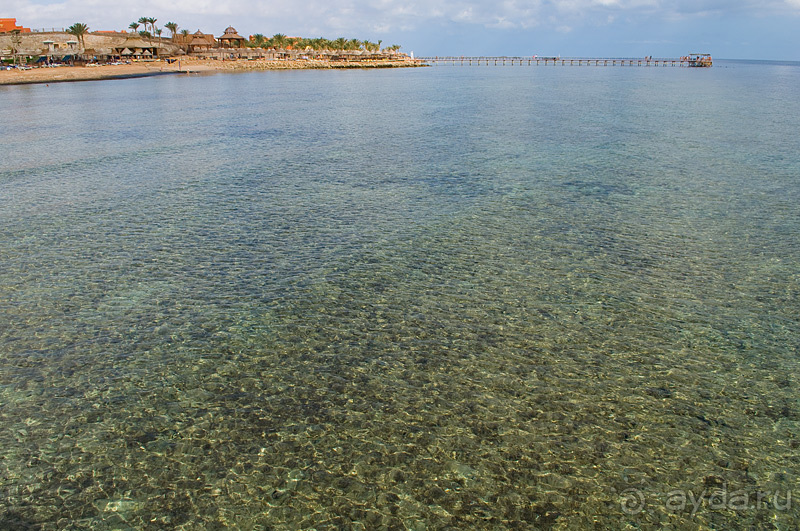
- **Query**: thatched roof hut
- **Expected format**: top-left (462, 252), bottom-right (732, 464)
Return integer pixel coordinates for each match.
top-left (218, 26), bottom-right (245, 48)
top-left (174, 30), bottom-right (216, 52)
top-left (113, 38), bottom-right (161, 58)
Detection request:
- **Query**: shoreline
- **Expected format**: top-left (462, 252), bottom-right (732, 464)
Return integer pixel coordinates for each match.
top-left (0, 57), bottom-right (426, 86)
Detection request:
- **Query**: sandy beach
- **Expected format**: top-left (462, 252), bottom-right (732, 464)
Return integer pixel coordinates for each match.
top-left (0, 57), bottom-right (425, 86)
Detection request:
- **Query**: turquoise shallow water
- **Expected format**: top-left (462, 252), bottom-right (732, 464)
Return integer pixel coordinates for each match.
top-left (1, 61), bottom-right (800, 529)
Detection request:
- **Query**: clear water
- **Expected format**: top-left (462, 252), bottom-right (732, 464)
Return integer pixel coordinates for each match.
top-left (1, 61), bottom-right (799, 529)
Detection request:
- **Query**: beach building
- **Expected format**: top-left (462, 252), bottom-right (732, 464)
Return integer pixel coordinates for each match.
top-left (0, 18), bottom-right (31, 33)
top-left (217, 26), bottom-right (246, 48)
top-left (173, 30), bottom-right (216, 53)
top-left (40, 39), bottom-right (78, 54)
top-left (0, 28), bottom-right (183, 64)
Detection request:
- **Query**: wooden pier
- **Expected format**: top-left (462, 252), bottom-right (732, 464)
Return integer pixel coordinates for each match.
top-left (418, 56), bottom-right (696, 67)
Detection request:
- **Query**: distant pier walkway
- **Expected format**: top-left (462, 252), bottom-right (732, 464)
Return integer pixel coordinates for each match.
top-left (418, 56), bottom-right (694, 67)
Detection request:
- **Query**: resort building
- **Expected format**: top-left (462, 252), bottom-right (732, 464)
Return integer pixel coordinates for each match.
top-left (41, 39), bottom-right (79, 54)
top-left (0, 28), bottom-right (174, 63)
top-left (0, 18), bottom-right (31, 33)
top-left (173, 30), bottom-right (216, 53)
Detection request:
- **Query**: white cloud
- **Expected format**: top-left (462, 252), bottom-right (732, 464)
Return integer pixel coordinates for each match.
top-left (7, 0), bottom-right (800, 36)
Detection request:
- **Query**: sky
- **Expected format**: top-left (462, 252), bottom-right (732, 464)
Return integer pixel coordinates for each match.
top-left (6, 0), bottom-right (800, 60)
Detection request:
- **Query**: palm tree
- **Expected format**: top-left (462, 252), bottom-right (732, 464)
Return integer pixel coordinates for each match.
top-left (251, 33), bottom-right (266, 48)
top-left (165, 22), bottom-right (178, 41)
top-left (129, 22), bottom-right (140, 33)
top-left (180, 29), bottom-right (190, 52)
top-left (138, 17), bottom-right (148, 33)
top-left (311, 38), bottom-right (329, 51)
top-left (139, 29), bottom-right (152, 47)
top-left (155, 28), bottom-right (162, 43)
top-left (147, 17), bottom-right (158, 36)
top-left (66, 23), bottom-right (90, 52)
top-left (271, 33), bottom-right (287, 49)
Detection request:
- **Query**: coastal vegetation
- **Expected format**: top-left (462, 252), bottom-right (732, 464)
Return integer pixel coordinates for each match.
top-left (123, 16), bottom-right (401, 52)
top-left (138, 17), bottom-right (157, 38)
top-left (66, 22), bottom-right (89, 51)
top-left (245, 35), bottom-right (401, 53)
top-left (164, 22), bottom-right (179, 40)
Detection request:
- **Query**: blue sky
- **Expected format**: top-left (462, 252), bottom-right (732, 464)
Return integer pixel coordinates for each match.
top-left (7, 0), bottom-right (800, 59)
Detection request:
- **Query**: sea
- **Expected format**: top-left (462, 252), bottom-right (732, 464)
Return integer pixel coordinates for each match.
top-left (1, 59), bottom-right (799, 530)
